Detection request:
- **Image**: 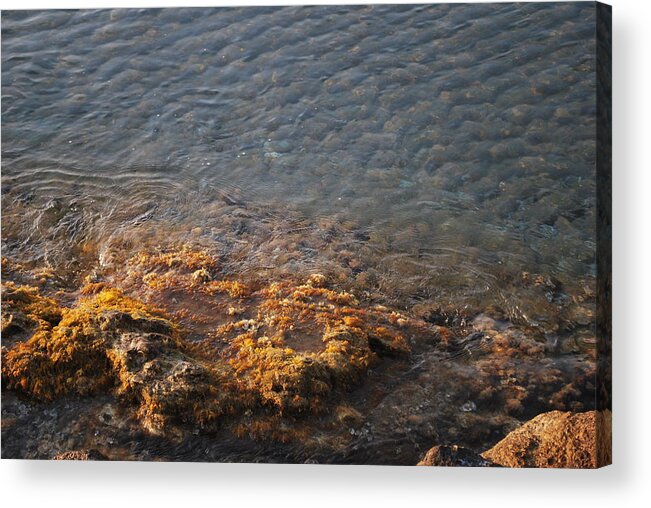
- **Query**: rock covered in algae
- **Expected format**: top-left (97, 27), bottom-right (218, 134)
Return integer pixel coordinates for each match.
top-left (117, 246), bottom-right (419, 419)
top-left (2, 248), bottom-right (429, 439)
top-left (228, 325), bottom-right (376, 415)
top-left (481, 410), bottom-right (612, 468)
top-left (1, 285), bottom-right (244, 434)
top-left (1, 281), bottom-right (63, 346)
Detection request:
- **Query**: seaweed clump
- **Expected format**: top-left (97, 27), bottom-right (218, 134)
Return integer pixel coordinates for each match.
top-left (1, 285), bottom-right (238, 434)
top-left (220, 279), bottom-right (413, 415)
top-left (1, 281), bottom-right (63, 341)
top-left (229, 325), bottom-right (375, 415)
top-left (120, 247), bottom-right (419, 418)
top-left (2, 248), bottom-right (429, 438)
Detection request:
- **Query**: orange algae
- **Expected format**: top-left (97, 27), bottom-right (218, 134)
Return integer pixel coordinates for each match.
top-left (125, 246), bottom-right (416, 357)
top-left (227, 325), bottom-right (378, 415)
top-left (232, 414), bottom-right (314, 444)
top-left (125, 247), bottom-right (251, 302)
top-left (4, 248), bottom-right (593, 452)
top-left (2, 287), bottom-right (177, 399)
top-left (130, 244), bottom-right (219, 273)
top-left (1, 282), bottom-right (63, 336)
top-left (2, 247), bottom-right (429, 439)
top-left (204, 280), bottom-right (251, 299)
top-left (1, 286), bottom-right (239, 434)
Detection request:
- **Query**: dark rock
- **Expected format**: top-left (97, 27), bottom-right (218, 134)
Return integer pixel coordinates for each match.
top-left (417, 445), bottom-right (497, 467)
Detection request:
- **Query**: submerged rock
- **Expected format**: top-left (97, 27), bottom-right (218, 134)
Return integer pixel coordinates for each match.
top-left (481, 410), bottom-right (612, 468)
top-left (1, 246), bottom-right (600, 462)
top-left (459, 401), bottom-right (477, 412)
top-left (417, 445), bottom-right (497, 467)
top-left (0, 281), bottom-right (63, 346)
top-left (1, 252), bottom-right (428, 441)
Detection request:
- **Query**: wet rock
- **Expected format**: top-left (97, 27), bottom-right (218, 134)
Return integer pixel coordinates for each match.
top-left (99, 310), bottom-right (173, 336)
top-left (563, 304), bottom-right (595, 327)
top-left (2, 260), bottom-right (431, 442)
top-left (263, 139), bottom-right (291, 154)
top-left (472, 314), bottom-right (496, 331)
top-left (191, 268), bottom-right (212, 284)
top-left (459, 401), bottom-right (477, 412)
top-left (1, 287), bottom-right (235, 436)
top-left (444, 332), bottom-right (494, 360)
top-left (0, 281), bottom-right (63, 345)
top-left (481, 410), bottom-right (611, 468)
top-left (111, 332), bottom-right (166, 369)
top-left (417, 445), bottom-right (497, 467)
top-left (335, 405), bottom-right (364, 428)
top-left (52, 449), bottom-right (108, 461)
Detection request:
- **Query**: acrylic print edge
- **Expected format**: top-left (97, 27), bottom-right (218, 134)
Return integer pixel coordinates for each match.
top-left (596, 0), bottom-right (612, 468)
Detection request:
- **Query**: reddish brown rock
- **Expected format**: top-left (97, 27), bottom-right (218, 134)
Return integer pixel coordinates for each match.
top-left (417, 445), bottom-right (497, 467)
top-left (481, 410), bottom-right (611, 468)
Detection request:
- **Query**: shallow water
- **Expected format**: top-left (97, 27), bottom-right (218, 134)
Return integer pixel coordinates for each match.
top-left (1, 3), bottom-right (599, 463)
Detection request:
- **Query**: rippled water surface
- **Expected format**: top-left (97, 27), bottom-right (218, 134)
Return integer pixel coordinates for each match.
top-left (1, 3), bottom-right (599, 463)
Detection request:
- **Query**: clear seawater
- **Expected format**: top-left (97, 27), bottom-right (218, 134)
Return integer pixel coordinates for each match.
top-left (1, 3), bottom-right (599, 463)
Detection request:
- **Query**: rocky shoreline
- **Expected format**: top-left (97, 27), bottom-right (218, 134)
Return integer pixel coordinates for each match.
top-left (1, 248), bottom-right (601, 465)
top-left (10, 404), bottom-right (612, 468)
